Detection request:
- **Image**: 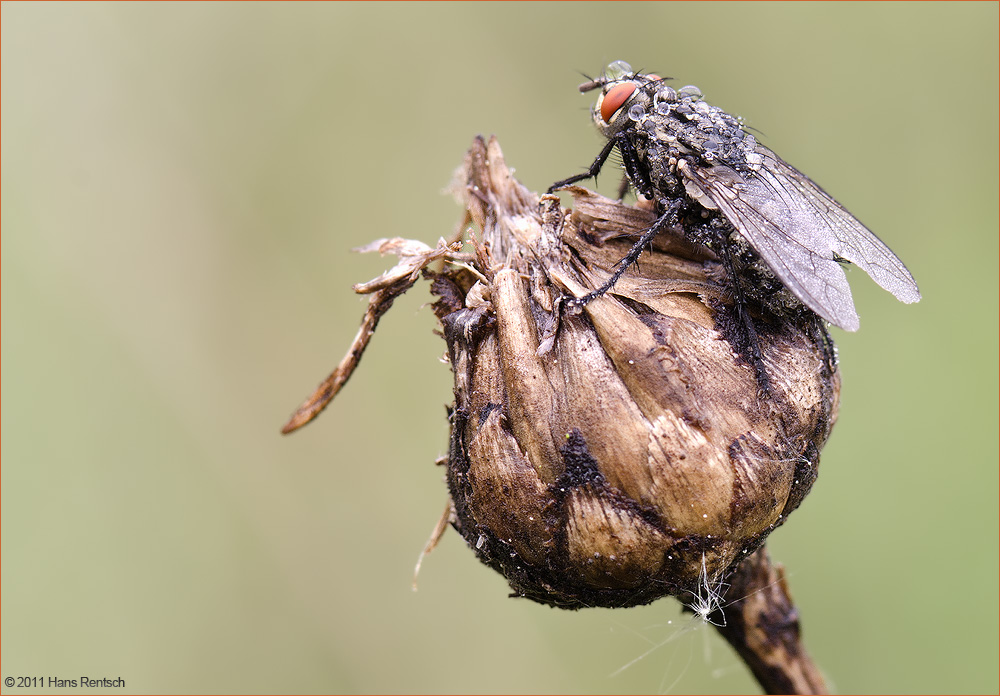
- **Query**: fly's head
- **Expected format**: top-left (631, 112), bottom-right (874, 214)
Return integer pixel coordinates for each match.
top-left (583, 61), bottom-right (665, 139)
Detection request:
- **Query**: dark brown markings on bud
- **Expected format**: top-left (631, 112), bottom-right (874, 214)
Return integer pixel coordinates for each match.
top-left (781, 442), bottom-right (820, 519)
top-left (559, 430), bottom-right (669, 533)
top-left (446, 405), bottom-right (471, 478)
top-left (429, 273), bottom-right (466, 319)
top-left (555, 429), bottom-right (606, 488)
top-left (441, 306), bottom-right (495, 351)
top-left (476, 402), bottom-right (503, 430)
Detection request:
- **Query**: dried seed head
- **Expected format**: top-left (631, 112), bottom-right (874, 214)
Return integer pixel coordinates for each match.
top-left (282, 136), bottom-right (840, 612)
top-left (436, 137), bottom-right (840, 609)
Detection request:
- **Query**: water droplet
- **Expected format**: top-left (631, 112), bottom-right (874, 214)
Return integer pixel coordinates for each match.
top-left (678, 84), bottom-right (703, 99)
top-left (606, 60), bottom-right (632, 81)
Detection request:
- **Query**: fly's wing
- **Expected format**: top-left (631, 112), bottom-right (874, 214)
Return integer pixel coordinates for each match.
top-left (679, 149), bottom-right (920, 331)
top-left (763, 151), bottom-right (921, 304)
top-left (681, 159), bottom-right (861, 330)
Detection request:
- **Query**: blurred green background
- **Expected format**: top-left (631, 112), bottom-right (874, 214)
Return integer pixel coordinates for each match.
top-left (2, 2), bottom-right (997, 694)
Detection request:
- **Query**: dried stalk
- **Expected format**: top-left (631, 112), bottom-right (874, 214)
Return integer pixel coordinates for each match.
top-left (709, 548), bottom-right (828, 693)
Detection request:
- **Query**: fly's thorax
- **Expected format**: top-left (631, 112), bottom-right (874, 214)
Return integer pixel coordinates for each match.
top-left (655, 96), bottom-right (761, 173)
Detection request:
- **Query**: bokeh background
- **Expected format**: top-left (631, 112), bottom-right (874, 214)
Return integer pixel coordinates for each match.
top-left (3, 3), bottom-right (997, 694)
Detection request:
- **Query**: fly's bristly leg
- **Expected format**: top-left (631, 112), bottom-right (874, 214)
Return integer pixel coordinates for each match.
top-left (547, 137), bottom-right (618, 193)
top-left (569, 199), bottom-right (683, 309)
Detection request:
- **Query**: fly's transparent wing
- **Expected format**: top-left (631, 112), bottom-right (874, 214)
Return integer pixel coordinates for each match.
top-left (763, 151), bottom-right (921, 304)
top-left (680, 160), bottom-right (860, 330)
top-left (679, 149), bottom-right (920, 331)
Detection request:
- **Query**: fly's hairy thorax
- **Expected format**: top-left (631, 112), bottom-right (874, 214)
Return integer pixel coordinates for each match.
top-left (624, 88), bottom-right (763, 205)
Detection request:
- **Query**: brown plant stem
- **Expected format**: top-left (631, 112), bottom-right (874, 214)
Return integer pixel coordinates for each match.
top-left (707, 547), bottom-right (828, 694)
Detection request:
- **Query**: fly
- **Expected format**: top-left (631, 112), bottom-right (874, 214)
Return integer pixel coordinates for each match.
top-left (549, 60), bottom-right (920, 334)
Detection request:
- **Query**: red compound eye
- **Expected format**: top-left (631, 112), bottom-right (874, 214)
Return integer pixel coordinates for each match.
top-left (600, 82), bottom-right (637, 123)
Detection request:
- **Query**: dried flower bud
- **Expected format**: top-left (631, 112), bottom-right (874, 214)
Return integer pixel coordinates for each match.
top-left (283, 136), bottom-right (840, 613)
top-left (433, 137), bottom-right (840, 609)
